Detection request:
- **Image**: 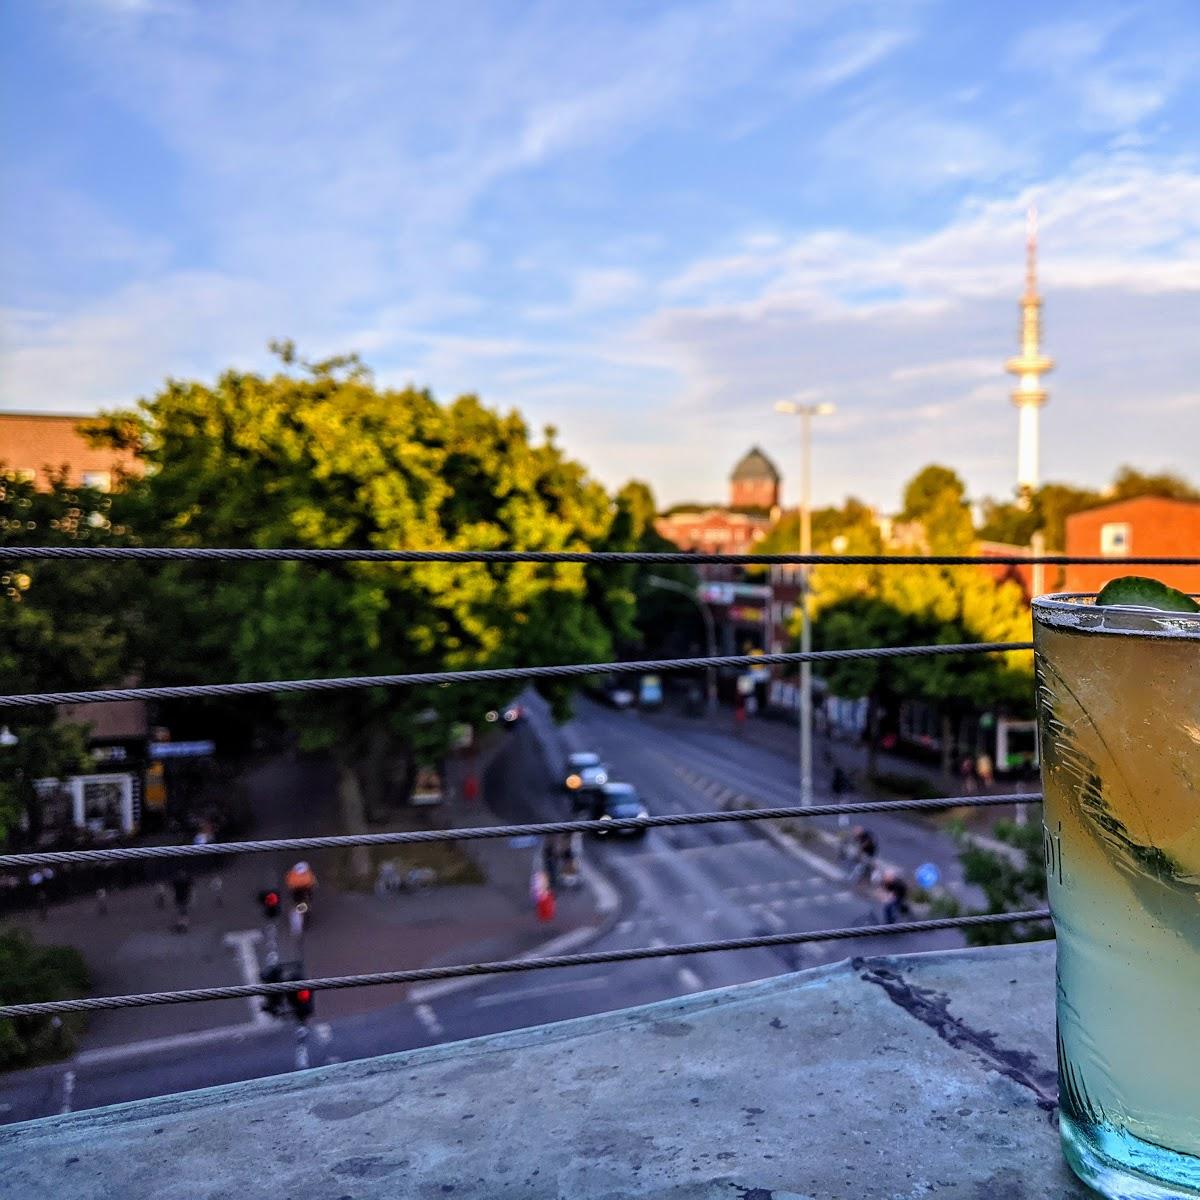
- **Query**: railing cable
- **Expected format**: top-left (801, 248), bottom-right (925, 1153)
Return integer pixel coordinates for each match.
top-left (4, 546), bottom-right (1199, 567)
top-left (0, 910), bottom-right (1052, 1019)
top-left (0, 641), bottom-right (1030, 709)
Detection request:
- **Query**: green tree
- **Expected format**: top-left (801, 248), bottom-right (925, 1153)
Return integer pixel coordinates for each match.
top-left (0, 472), bottom-right (129, 843)
top-left (899, 464), bottom-right (974, 553)
top-left (931, 820), bottom-right (1052, 946)
top-left (607, 480), bottom-right (700, 657)
top-left (93, 351), bottom-right (633, 879)
top-left (0, 930), bottom-right (91, 1067)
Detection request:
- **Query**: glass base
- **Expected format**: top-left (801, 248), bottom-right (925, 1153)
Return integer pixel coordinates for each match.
top-left (1062, 1113), bottom-right (1200, 1199)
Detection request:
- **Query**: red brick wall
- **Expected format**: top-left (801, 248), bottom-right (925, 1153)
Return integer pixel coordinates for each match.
top-left (0, 413), bottom-right (140, 490)
top-left (655, 510), bottom-right (770, 556)
top-left (729, 477), bottom-right (778, 510)
top-left (1064, 496), bottom-right (1200, 595)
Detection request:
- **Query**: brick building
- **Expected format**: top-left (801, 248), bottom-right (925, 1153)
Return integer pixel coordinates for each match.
top-left (0, 411), bottom-right (140, 491)
top-left (1064, 495), bottom-right (1200, 595)
top-left (655, 447), bottom-right (781, 561)
top-left (728, 446), bottom-right (780, 510)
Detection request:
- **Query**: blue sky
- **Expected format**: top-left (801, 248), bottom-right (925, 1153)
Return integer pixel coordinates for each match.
top-left (2, 0), bottom-right (1198, 510)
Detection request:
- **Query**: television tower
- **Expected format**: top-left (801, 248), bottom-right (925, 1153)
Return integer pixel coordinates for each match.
top-left (1004, 206), bottom-right (1054, 499)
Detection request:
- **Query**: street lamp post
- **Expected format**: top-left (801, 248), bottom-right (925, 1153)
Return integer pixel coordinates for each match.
top-left (647, 575), bottom-right (717, 713)
top-left (773, 398), bottom-right (836, 806)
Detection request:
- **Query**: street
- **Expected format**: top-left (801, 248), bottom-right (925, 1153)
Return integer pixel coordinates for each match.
top-left (1, 696), bottom-right (977, 1125)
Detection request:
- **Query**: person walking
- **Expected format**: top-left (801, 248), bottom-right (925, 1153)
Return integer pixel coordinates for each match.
top-left (878, 869), bottom-right (911, 925)
top-left (844, 826), bottom-right (878, 884)
top-left (171, 870), bottom-right (194, 933)
top-left (975, 751), bottom-right (995, 790)
top-left (959, 755), bottom-right (977, 794)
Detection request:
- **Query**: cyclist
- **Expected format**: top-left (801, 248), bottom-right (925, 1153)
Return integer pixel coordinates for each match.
top-left (843, 825), bottom-right (878, 884)
top-left (878, 869), bottom-right (912, 924)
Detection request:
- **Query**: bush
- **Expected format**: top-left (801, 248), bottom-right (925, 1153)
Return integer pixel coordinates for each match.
top-left (0, 929), bottom-right (90, 1069)
top-left (942, 819), bottom-right (1053, 946)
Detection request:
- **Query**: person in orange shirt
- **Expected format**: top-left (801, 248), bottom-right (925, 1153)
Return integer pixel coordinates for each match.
top-left (285, 861), bottom-right (317, 906)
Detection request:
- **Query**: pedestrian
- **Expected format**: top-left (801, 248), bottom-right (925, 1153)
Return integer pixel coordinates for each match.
top-left (845, 826), bottom-right (878, 884)
top-left (171, 870), bottom-right (194, 933)
top-left (878, 869), bottom-right (911, 924)
top-left (976, 751), bottom-right (994, 790)
top-left (960, 755), bottom-right (977, 795)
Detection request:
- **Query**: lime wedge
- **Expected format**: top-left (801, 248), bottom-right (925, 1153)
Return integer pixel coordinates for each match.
top-left (1095, 575), bottom-right (1200, 613)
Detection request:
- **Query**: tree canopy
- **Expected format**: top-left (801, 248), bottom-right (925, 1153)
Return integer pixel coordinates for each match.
top-left (91, 350), bottom-right (637, 876)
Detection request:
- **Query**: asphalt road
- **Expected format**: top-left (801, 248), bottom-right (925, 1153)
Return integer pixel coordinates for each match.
top-left (1, 700), bottom-right (976, 1125)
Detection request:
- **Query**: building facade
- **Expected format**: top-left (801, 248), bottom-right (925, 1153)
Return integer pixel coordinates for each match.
top-left (0, 412), bottom-right (140, 491)
top-left (1064, 496), bottom-right (1200, 596)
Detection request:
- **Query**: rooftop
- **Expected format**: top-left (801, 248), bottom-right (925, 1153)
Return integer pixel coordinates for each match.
top-left (730, 445), bottom-right (780, 483)
top-left (1, 941), bottom-right (1086, 1199)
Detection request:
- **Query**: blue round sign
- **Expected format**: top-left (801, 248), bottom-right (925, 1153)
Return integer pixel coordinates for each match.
top-left (915, 862), bottom-right (941, 890)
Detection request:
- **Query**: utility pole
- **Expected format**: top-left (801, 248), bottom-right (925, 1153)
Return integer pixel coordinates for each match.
top-left (774, 398), bottom-right (836, 806)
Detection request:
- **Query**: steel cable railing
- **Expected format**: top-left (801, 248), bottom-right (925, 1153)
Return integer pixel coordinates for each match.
top-left (0, 910), bottom-right (1052, 1020)
top-left (0, 792), bottom-right (1041, 869)
top-left (0, 641), bottom-right (1029, 708)
top-left (4, 546), bottom-right (1200, 566)
top-left (0, 545), bottom-right (1092, 1030)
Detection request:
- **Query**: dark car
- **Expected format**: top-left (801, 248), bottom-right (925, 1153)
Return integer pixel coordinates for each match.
top-left (563, 752), bottom-right (609, 806)
top-left (591, 782), bottom-right (649, 837)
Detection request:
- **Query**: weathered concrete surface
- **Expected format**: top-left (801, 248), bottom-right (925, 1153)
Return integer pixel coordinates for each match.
top-left (1, 942), bottom-right (1088, 1199)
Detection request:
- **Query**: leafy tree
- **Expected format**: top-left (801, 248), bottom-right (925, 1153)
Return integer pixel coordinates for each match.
top-left (92, 350), bottom-right (633, 879)
top-left (899, 464), bottom-right (974, 553)
top-left (930, 820), bottom-right (1052, 946)
top-left (607, 481), bottom-right (700, 658)
top-left (1109, 465), bottom-right (1199, 502)
top-left (0, 929), bottom-right (91, 1067)
top-left (0, 472), bottom-right (130, 843)
top-left (754, 496), bottom-right (883, 558)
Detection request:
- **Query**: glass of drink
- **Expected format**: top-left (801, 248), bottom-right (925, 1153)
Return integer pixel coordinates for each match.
top-left (1034, 592), bottom-right (1200, 1198)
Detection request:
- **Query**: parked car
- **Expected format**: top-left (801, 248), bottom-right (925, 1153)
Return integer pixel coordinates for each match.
top-left (563, 752), bottom-right (609, 805)
top-left (605, 684), bottom-right (636, 709)
top-left (591, 782), bottom-right (649, 837)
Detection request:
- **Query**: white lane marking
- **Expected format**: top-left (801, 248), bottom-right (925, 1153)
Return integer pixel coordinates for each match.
top-left (59, 1070), bottom-right (75, 1114)
top-left (473, 976), bottom-right (610, 1009)
top-left (313, 1022), bottom-right (333, 1045)
top-left (413, 1003), bottom-right (444, 1037)
top-left (649, 936), bottom-right (667, 949)
top-left (616, 919), bottom-right (635, 935)
top-left (75, 1022), bottom-right (272, 1067)
top-left (222, 930), bottom-right (272, 1027)
top-left (757, 908), bottom-right (786, 932)
top-left (676, 967), bottom-right (703, 993)
top-left (579, 860), bottom-right (619, 915)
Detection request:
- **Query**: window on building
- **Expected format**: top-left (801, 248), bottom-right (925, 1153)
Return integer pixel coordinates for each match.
top-left (1100, 522), bottom-right (1131, 556)
top-left (81, 470), bottom-right (112, 492)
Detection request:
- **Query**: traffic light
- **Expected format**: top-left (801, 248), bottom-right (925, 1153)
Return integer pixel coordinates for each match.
top-left (288, 985), bottom-right (315, 1022)
top-left (258, 888), bottom-right (281, 920)
top-left (259, 960), bottom-right (285, 1017)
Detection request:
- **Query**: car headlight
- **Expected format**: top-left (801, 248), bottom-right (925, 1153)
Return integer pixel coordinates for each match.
top-left (485, 710), bottom-right (499, 723)
top-left (566, 774), bottom-right (581, 789)
top-left (595, 771), bottom-right (608, 785)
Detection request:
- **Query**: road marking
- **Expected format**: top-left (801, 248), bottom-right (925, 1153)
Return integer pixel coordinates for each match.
top-left (74, 1021), bottom-right (273, 1067)
top-left (413, 1003), bottom-right (444, 1037)
top-left (59, 1070), bottom-right (75, 1114)
top-left (473, 976), bottom-right (610, 1008)
top-left (676, 967), bottom-right (703, 993)
top-left (313, 1022), bottom-right (333, 1045)
top-left (757, 908), bottom-right (786, 932)
top-left (616, 919), bottom-right (635, 935)
top-left (222, 930), bottom-right (272, 1027)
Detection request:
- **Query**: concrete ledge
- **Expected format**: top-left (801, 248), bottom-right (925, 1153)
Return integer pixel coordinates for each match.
top-left (1, 942), bottom-right (1088, 1199)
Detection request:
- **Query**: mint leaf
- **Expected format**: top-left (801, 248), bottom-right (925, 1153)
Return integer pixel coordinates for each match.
top-left (1096, 575), bottom-right (1200, 613)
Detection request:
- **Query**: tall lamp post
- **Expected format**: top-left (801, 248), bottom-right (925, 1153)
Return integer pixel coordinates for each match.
top-left (647, 575), bottom-right (717, 713)
top-left (773, 398), bottom-right (836, 806)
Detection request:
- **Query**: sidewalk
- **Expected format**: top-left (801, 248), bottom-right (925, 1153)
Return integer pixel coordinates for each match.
top-left (7, 733), bottom-right (609, 1053)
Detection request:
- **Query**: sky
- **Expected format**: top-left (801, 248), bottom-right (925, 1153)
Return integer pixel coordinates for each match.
top-left (2, 0), bottom-right (1198, 512)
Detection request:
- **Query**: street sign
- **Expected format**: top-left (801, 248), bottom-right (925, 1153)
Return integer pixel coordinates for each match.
top-left (149, 740), bottom-right (215, 759)
top-left (915, 862), bottom-right (941, 890)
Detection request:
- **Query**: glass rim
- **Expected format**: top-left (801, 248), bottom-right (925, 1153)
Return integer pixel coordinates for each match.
top-left (1033, 591), bottom-right (1200, 639)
